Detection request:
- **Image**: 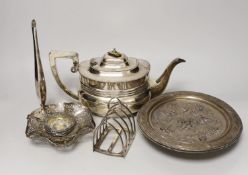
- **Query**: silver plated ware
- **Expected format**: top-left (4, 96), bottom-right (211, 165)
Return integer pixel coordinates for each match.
top-left (49, 48), bottom-right (185, 116)
top-left (26, 103), bottom-right (95, 147)
top-left (25, 20), bottom-right (95, 147)
top-left (93, 98), bottom-right (136, 157)
top-left (137, 91), bottom-right (243, 153)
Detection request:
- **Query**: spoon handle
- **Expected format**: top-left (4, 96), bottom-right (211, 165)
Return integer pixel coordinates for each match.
top-left (31, 19), bottom-right (46, 108)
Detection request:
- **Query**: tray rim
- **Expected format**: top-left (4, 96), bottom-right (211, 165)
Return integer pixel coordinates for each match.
top-left (137, 91), bottom-right (243, 154)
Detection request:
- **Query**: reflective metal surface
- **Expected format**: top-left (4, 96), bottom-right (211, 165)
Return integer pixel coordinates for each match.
top-left (26, 103), bottom-right (95, 147)
top-left (93, 98), bottom-right (136, 157)
top-left (32, 20), bottom-right (46, 108)
top-left (137, 91), bottom-right (243, 153)
top-left (49, 48), bottom-right (185, 116)
top-left (44, 113), bottom-right (76, 137)
top-left (26, 20), bottom-right (95, 147)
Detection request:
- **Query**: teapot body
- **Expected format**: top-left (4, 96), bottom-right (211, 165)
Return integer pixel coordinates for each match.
top-left (78, 58), bottom-right (151, 116)
top-left (79, 85), bottom-right (151, 116)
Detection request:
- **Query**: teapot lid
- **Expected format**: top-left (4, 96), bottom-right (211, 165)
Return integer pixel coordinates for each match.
top-left (78, 49), bottom-right (150, 82)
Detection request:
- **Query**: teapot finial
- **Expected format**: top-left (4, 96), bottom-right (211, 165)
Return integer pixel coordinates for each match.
top-left (108, 48), bottom-right (122, 58)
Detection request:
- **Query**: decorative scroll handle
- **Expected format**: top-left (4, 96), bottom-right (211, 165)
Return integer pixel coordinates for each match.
top-left (49, 51), bottom-right (79, 100)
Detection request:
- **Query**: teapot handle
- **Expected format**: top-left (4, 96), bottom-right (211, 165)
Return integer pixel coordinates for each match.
top-left (49, 51), bottom-right (79, 100)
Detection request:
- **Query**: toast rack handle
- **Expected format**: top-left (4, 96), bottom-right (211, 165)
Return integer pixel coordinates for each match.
top-left (49, 51), bottom-right (79, 100)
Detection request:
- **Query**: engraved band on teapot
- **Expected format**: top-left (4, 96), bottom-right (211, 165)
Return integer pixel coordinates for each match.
top-left (80, 81), bottom-right (149, 98)
top-left (80, 76), bottom-right (148, 90)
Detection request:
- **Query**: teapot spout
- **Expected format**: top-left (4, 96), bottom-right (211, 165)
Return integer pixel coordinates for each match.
top-left (150, 58), bottom-right (185, 98)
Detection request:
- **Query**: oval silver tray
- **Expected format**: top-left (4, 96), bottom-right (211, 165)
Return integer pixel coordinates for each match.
top-left (137, 91), bottom-right (243, 153)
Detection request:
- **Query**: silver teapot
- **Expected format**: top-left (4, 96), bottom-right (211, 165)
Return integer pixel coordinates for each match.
top-left (49, 49), bottom-right (185, 116)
